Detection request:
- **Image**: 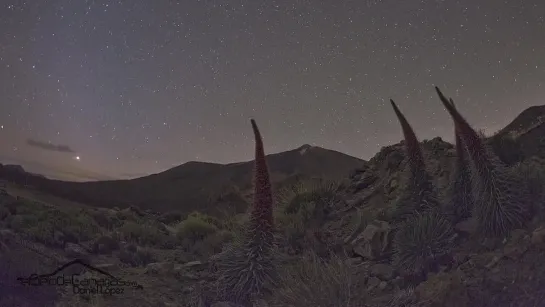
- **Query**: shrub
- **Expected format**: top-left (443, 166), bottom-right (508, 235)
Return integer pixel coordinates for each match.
top-left (6, 202), bottom-right (101, 247)
top-left (191, 230), bottom-right (234, 257)
top-left (176, 214), bottom-right (218, 243)
top-left (159, 210), bottom-right (184, 224)
top-left (393, 211), bottom-right (455, 276)
top-left (119, 221), bottom-right (171, 247)
top-left (0, 205), bottom-right (9, 221)
top-left (115, 208), bottom-right (139, 222)
top-left (275, 201), bottom-right (315, 253)
top-left (187, 211), bottom-right (222, 228)
top-left (91, 209), bottom-right (123, 230)
top-left (118, 246), bottom-right (156, 267)
top-left (271, 252), bottom-right (367, 307)
top-left (511, 159), bottom-right (545, 209)
top-left (275, 180), bottom-right (340, 253)
top-left (276, 180), bottom-right (339, 218)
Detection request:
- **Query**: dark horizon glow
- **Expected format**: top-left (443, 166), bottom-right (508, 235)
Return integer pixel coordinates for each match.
top-left (0, 0), bottom-right (544, 182)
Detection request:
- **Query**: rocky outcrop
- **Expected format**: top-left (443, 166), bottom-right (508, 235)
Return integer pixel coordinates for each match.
top-left (349, 220), bottom-right (392, 260)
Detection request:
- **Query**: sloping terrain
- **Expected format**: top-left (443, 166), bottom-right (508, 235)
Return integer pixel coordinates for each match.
top-left (0, 144), bottom-right (365, 216)
top-left (488, 105), bottom-right (545, 165)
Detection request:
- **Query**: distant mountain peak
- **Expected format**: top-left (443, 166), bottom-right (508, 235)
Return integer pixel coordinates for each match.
top-left (497, 104), bottom-right (545, 139)
top-left (296, 144), bottom-right (315, 155)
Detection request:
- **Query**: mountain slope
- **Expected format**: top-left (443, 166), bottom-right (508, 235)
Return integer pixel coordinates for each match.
top-left (489, 105), bottom-right (545, 164)
top-left (496, 105), bottom-right (545, 138)
top-left (0, 144), bottom-right (365, 215)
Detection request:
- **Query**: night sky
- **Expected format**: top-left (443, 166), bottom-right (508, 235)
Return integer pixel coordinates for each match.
top-left (0, 0), bottom-right (544, 181)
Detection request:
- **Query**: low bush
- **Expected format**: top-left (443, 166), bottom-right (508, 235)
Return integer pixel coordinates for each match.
top-left (271, 252), bottom-right (367, 307)
top-left (393, 211), bottom-right (456, 277)
top-left (6, 201), bottom-right (101, 247)
top-left (159, 210), bottom-right (184, 224)
top-left (118, 246), bottom-right (156, 267)
top-left (176, 213), bottom-right (218, 243)
top-left (274, 180), bottom-right (340, 253)
top-left (119, 220), bottom-right (171, 247)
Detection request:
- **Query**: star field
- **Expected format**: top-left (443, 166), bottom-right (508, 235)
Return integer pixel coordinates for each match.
top-left (0, 0), bottom-right (544, 181)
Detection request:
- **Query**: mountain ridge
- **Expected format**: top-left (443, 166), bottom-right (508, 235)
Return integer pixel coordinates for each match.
top-left (2, 104), bottom-right (545, 216)
top-left (0, 143), bottom-right (365, 216)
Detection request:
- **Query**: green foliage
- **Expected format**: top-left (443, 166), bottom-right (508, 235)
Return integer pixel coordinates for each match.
top-left (91, 209), bottom-right (123, 230)
top-left (274, 180), bottom-right (339, 253)
top-left (175, 212), bottom-right (233, 256)
top-left (159, 210), bottom-right (184, 224)
top-left (387, 177), bottom-right (439, 223)
top-left (191, 230), bottom-right (234, 257)
top-left (393, 211), bottom-right (455, 276)
top-left (220, 212), bottom-right (247, 234)
top-left (114, 208), bottom-right (139, 222)
top-left (276, 180), bottom-right (339, 216)
top-left (176, 213), bottom-right (218, 242)
top-left (187, 211), bottom-right (222, 228)
top-left (6, 200), bottom-right (101, 246)
top-left (275, 201), bottom-right (315, 252)
top-left (271, 252), bottom-right (367, 307)
top-left (119, 220), bottom-right (171, 247)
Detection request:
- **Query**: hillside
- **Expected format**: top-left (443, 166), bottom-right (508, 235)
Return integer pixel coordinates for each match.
top-left (496, 105), bottom-right (545, 138)
top-left (0, 144), bottom-right (365, 216)
top-left (488, 105), bottom-right (545, 165)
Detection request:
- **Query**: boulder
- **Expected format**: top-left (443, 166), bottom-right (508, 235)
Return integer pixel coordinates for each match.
top-left (145, 262), bottom-right (175, 275)
top-left (531, 225), bottom-right (545, 248)
top-left (454, 218), bottom-right (478, 235)
top-left (370, 263), bottom-right (396, 280)
top-left (415, 271), bottom-right (470, 307)
top-left (65, 242), bottom-right (89, 257)
top-left (367, 276), bottom-right (381, 291)
top-left (353, 174), bottom-right (378, 192)
top-left (351, 220), bottom-right (391, 260)
top-left (502, 229), bottom-right (529, 260)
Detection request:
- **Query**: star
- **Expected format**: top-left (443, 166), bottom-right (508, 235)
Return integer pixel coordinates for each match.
top-left (0, 0), bottom-right (542, 181)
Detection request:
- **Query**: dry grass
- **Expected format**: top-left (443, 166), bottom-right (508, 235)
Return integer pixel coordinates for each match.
top-left (271, 252), bottom-right (367, 307)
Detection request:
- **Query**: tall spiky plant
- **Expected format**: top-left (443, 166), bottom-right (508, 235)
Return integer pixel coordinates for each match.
top-left (214, 119), bottom-right (278, 305)
top-left (435, 87), bottom-right (531, 237)
top-left (443, 99), bottom-right (474, 222)
top-left (389, 99), bottom-right (439, 221)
